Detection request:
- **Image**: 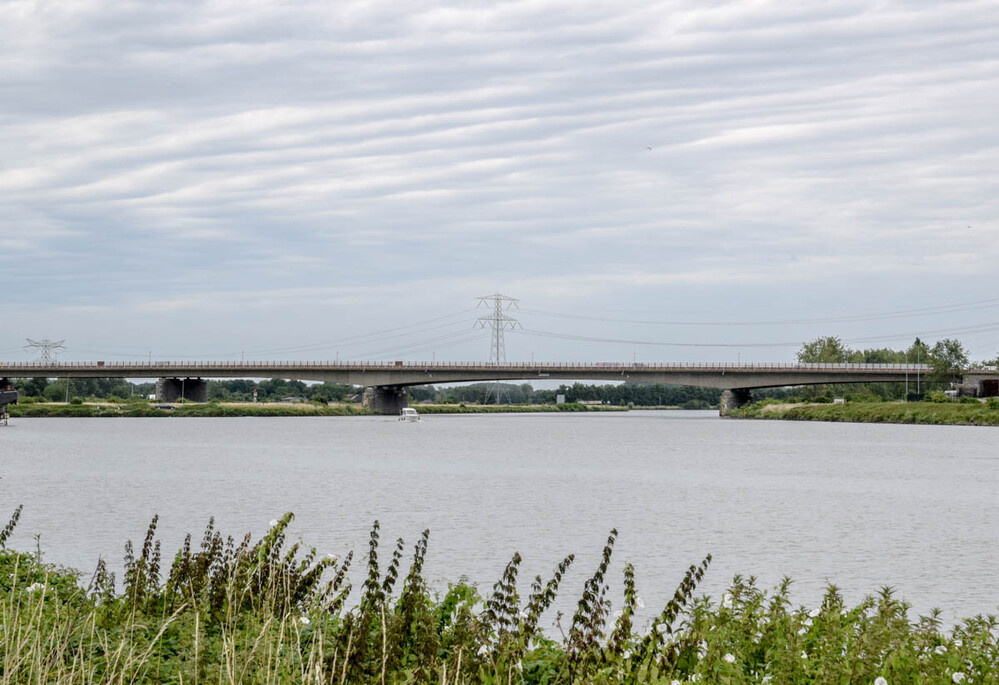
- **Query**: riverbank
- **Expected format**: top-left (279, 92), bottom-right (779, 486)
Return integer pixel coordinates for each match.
top-left (5, 401), bottom-right (660, 417)
top-left (412, 402), bottom-right (629, 413)
top-left (731, 399), bottom-right (999, 426)
top-left (5, 400), bottom-right (370, 417)
top-left (1, 507), bottom-right (994, 683)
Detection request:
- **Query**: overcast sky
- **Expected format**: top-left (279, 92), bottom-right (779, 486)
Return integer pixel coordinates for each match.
top-left (2, 0), bottom-right (997, 364)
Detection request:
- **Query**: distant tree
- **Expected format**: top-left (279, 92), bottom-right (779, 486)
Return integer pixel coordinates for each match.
top-left (797, 336), bottom-right (851, 363)
top-left (929, 338), bottom-right (969, 382)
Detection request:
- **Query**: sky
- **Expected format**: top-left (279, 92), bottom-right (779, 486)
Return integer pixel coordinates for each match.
top-left (1, 0), bottom-right (998, 364)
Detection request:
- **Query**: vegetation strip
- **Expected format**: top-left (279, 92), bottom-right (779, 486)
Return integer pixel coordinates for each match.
top-left (1, 506), bottom-right (996, 683)
top-left (732, 398), bottom-right (999, 426)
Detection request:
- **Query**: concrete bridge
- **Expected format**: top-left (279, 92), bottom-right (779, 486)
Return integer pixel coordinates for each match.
top-left (0, 360), bottom-right (937, 414)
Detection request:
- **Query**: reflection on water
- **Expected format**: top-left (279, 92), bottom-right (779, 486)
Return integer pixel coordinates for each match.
top-left (2, 411), bottom-right (997, 623)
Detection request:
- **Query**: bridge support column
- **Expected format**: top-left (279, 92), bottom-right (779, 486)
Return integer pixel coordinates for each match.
top-left (720, 389), bottom-right (753, 416)
top-left (363, 386), bottom-right (408, 415)
top-left (156, 378), bottom-right (208, 402)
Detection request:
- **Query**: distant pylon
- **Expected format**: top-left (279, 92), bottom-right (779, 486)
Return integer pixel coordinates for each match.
top-left (475, 294), bottom-right (521, 364)
top-left (25, 338), bottom-right (66, 363)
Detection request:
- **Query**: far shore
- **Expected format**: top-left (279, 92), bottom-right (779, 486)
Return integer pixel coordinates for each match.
top-left (3, 400), bottom-right (695, 418)
top-left (730, 399), bottom-right (999, 426)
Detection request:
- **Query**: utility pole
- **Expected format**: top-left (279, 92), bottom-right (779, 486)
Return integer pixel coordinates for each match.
top-left (475, 294), bottom-right (521, 364)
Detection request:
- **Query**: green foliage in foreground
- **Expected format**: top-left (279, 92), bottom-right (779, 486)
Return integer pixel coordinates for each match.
top-left (732, 399), bottom-right (999, 426)
top-left (2, 507), bottom-right (997, 683)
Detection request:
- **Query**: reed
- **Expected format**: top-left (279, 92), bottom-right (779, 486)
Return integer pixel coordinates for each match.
top-left (1, 505), bottom-right (995, 683)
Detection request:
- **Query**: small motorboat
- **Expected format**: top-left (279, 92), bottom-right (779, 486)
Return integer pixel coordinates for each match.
top-left (398, 407), bottom-right (421, 422)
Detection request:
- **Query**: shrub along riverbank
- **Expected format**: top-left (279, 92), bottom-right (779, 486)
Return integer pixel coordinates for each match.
top-left (5, 401), bottom-right (370, 418)
top-left (1, 506), bottom-right (996, 683)
top-left (731, 398), bottom-right (999, 426)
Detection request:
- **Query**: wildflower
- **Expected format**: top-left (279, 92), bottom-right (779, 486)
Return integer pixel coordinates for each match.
top-left (671, 681), bottom-right (681, 685)
top-left (477, 644), bottom-right (489, 657)
top-left (656, 623), bottom-right (669, 634)
top-left (952, 674), bottom-right (966, 684)
top-left (801, 651), bottom-right (808, 659)
top-left (723, 653), bottom-right (736, 663)
top-left (636, 596), bottom-right (645, 609)
top-left (25, 582), bottom-right (44, 593)
top-left (874, 678), bottom-right (888, 685)
top-left (269, 519), bottom-right (279, 527)
top-left (954, 639), bottom-right (963, 647)
top-left (721, 593), bottom-right (733, 609)
top-left (808, 608), bottom-right (821, 618)
top-left (797, 627), bottom-right (807, 636)
top-left (935, 645), bottom-right (948, 655)
top-left (622, 650), bottom-right (631, 659)
top-left (299, 616), bottom-right (310, 626)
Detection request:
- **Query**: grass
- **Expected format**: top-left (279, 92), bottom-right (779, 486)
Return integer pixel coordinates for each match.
top-left (731, 399), bottom-right (999, 426)
top-left (1, 505), bottom-right (996, 683)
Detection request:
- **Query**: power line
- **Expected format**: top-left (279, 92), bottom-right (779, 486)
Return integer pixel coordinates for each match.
top-left (518, 295), bottom-right (999, 327)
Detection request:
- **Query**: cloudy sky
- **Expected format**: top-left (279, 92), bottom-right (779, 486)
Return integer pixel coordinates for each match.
top-left (1, 0), bottom-right (997, 363)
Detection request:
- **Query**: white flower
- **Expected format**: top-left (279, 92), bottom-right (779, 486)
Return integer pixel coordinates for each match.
top-left (797, 627), bottom-right (807, 636)
top-left (874, 678), bottom-right (888, 685)
top-left (25, 582), bottom-right (44, 593)
top-left (808, 608), bottom-right (821, 618)
top-left (935, 645), bottom-right (948, 655)
top-left (622, 649), bottom-right (631, 659)
top-left (952, 674), bottom-right (966, 684)
top-left (299, 616), bottom-right (310, 626)
top-left (656, 623), bottom-right (669, 634)
top-left (477, 644), bottom-right (489, 657)
top-left (954, 639), bottom-right (963, 647)
top-left (671, 680), bottom-right (681, 685)
top-left (801, 651), bottom-right (808, 659)
top-left (636, 596), bottom-right (645, 609)
top-left (721, 593), bottom-right (733, 609)
top-left (723, 653), bottom-right (736, 663)
top-left (269, 519), bottom-right (279, 527)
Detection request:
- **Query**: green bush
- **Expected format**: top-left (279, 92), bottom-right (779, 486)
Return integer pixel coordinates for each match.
top-left (69, 397), bottom-right (84, 405)
top-left (925, 390), bottom-right (951, 403)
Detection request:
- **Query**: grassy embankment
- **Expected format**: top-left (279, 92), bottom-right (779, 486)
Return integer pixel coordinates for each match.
top-left (5, 400), bottom-right (370, 418)
top-left (5, 401), bottom-right (631, 417)
top-left (731, 397), bottom-right (999, 426)
top-left (1, 506), bottom-right (997, 684)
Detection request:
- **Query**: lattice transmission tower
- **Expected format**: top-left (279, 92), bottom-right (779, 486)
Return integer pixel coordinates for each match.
top-left (25, 338), bottom-right (65, 363)
top-left (475, 294), bottom-right (521, 364)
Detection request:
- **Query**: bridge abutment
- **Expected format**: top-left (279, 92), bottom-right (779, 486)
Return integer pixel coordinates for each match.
top-left (720, 389), bottom-right (753, 416)
top-left (156, 378), bottom-right (208, 403)
top-left (363, 386), bottom-right (408, 415)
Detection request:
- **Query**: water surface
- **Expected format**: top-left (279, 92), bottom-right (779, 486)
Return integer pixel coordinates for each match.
top-left (1, 412), bottom-right (996, 624)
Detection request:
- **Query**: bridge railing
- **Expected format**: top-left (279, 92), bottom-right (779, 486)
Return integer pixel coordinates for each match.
top-left (0, 360), bottom-right (939, 372)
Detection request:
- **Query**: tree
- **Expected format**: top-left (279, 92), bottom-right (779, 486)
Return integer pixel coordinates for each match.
top-left (929, 338), bottom-right (969, 382)
top-left (797, 336), bottom-right (851, 363)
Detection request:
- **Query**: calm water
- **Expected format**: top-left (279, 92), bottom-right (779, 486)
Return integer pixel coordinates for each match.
top-left (1, 412), bottom-right (997, 625)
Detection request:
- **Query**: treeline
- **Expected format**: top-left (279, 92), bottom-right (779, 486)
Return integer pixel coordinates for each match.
top-left (791, 335), bottom-right (980, 401)
top-left (9, 377), bottom-right (721, 407)
top-left (410, 382), bottom-right (720, 407)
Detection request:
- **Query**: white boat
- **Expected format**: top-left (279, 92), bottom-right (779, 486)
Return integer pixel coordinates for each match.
top-left (398, 407), bottom-right (421, 422)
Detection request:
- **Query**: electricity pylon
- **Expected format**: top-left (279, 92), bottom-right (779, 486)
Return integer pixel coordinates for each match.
top-left (475, 294), bottom-right (521, 364)
top-left (25, 339), bottom-right (66, 363)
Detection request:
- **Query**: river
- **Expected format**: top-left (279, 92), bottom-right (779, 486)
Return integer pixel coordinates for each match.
top-left (1, 411), bottom-right (996, 625)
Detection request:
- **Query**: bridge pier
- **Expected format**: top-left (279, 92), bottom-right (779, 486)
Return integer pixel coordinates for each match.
top-left (156, 378), bottom-right (208, 403)
top-left (720, 389), bottom-right (753, 416)
top-left (363, 386), bottom-right (408, 415)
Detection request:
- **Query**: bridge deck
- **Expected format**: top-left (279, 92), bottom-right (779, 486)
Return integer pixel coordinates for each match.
top-left (1, 361), bottom-right (938, 391)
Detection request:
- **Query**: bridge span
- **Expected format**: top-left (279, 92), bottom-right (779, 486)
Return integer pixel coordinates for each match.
top-left (0, 360), bottom-right (934, 414)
